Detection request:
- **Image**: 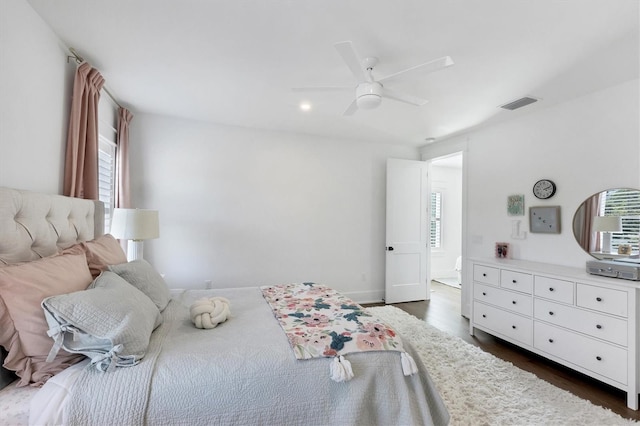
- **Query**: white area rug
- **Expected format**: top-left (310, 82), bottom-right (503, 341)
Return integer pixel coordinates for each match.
top-left (368, 305), bottom-right (637, 426)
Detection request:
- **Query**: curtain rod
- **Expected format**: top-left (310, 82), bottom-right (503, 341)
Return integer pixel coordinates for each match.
top-left (68, 48), bottom-right (123, 109)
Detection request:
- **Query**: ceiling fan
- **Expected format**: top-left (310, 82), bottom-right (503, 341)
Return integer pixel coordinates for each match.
top-left (293, 41), bottom-right (454, 116)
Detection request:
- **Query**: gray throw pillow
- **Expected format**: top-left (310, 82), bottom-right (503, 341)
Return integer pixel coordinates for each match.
top-left (108, 259), bottom-right (170, 311)
top-left (41, 271), bottom-right (162, 372)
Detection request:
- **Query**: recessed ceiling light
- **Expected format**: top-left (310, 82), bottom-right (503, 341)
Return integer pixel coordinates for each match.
top-left (425, 137), bottom-right (436, 144)
top-left (299, 102), bottom-right (312, 112)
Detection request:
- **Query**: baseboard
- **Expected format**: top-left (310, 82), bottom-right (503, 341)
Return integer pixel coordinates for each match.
top-left (342, 289), bottom-right (385, 304)
top-left (432, 269), bottom-right (458, 279)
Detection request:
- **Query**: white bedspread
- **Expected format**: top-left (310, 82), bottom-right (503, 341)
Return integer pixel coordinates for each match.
top-left (31, 287), bottom-right (449, 426)
top-left (0, 380), bottom-right (38, 426)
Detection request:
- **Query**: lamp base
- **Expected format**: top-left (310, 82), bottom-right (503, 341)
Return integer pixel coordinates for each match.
top-left (127, 240), bottom-right (144, 262)
top-left (602, 232), bottom-right (613, 254)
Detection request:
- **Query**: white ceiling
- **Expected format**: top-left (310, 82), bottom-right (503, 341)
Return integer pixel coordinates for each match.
top-left (27, 0), bottom-right (639, 147)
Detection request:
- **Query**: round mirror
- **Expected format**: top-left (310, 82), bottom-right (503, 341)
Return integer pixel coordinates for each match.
top-left (573, 188), bottom-right (640, 260)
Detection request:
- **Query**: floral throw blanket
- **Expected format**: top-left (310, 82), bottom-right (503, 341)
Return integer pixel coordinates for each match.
top-left (261, 282), bottom-right (418, 382)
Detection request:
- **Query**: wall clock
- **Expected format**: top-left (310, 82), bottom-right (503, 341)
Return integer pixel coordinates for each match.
top-left (533, 179), bottom-right (556, 199)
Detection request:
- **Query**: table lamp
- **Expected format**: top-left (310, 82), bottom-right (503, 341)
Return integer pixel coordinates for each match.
top-left (592, 215), bottom-right (622, 254)
top-left (110, 208), bottom-right (159, 261)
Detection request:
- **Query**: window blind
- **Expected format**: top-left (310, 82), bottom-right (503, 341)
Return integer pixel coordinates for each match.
top-left (98, 137), bottom-right (116, 233)
top-left (430, 192), bottom-right (442, 248)
top-left (602, 188), bottom-right (640, 252)
top-left (97, 95), bottom-right (118, 233)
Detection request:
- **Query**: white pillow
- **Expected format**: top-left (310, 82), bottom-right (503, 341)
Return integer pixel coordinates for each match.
top-left (108, 259), bottom-right (170, 311)
top-left (41, 271), bottom-right (162, 372)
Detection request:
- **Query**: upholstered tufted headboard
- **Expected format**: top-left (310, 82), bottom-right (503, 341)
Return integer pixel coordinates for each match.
top-left (0, 187), bottom-right (104, 387)
top-left (0, 187), bottom-right (104, 265)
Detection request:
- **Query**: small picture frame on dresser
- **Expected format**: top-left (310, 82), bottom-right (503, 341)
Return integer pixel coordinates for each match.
top-left (495, 242), bottom-right (510, 258)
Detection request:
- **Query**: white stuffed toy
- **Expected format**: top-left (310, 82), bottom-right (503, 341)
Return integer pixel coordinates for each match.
top-left (190, 297), bottom-right (231, 329)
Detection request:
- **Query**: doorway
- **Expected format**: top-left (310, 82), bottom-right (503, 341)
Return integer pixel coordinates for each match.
top-left (429, 153), bottom-right (463, 314)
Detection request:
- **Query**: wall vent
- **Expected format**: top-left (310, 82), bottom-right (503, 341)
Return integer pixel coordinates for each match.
top-left (500, 96), bottom-right (539, 111)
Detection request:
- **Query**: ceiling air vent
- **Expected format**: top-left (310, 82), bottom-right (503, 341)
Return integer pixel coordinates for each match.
top-left (500, 96), bottom-right (539, 111)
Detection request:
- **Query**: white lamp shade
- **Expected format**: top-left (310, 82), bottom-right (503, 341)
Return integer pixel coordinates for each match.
top-left (110, 208), bottom-right (159, 241)
top-left (592, 216), bottom-right (622, 233)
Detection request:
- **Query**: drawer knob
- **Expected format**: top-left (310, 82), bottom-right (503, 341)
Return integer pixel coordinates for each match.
top-left (512, 300), bottom-right (516, 304)
top-left (596, 356), bottom-right (602, 361)
top-left (482, 314), bottom-right (486, 318)
top-left (512, 325), bottom-right (516, 329)
top-left (549, 287), bottom-right (555, 292)
top-left (548, 338), bottom-right (554, 343)
top-left (512, 279), bottom-right (517, 284)
top-left (596, 297), bottom-right (603, 302)
top-left (596, 324), bottom-right (602, 329)
top-left (482, 292), bottom-right (487, 296)
top-left (549, 311), bottom-right (554, 316)
top-left (483, 273), bottom-right (487, 277)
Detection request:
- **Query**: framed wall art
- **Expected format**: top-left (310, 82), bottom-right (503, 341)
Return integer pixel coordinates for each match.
top-left (507, 194), bottom-right (525, 216)
top-left (529, 206), bottom-right (561, 234)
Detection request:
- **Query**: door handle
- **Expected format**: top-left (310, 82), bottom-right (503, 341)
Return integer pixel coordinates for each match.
top-left (387, 246), bottom-right (394, 251)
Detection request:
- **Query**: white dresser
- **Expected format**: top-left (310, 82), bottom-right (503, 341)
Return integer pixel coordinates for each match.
top-left (470, 258), bottom-right (640, 409)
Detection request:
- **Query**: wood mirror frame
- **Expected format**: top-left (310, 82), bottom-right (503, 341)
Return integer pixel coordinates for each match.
top-left (572, 188), bottom-right (640, 260)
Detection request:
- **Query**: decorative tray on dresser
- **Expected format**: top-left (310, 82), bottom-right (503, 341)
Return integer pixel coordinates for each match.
top-left (469, 258), bottom-right (640, 409)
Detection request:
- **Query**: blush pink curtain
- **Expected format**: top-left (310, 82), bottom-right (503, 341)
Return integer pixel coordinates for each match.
top-left (115, 107), bottom-right (133, 208)
top-left (592, 192), bottom-right (605, 252)
top-left (63, 62), bottom-right (105, 200)
top-left (576, 192), bottom-right (602, 253)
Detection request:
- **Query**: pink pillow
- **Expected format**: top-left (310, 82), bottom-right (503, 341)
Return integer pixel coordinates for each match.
top-left (64, 234), bottom-right (127, 278)
top-left (0, 252), bottom-right (93, 386)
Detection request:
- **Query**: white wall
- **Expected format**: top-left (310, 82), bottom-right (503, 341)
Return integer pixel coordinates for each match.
top-left (3, 0), bottom-right (637, 305)
top-left (0, 0), bottom-right (74, 193)
top-left (430, 164), bottom-right (462, 279)
top-left (426, 78), bottom-right (639, 270)
top-left (129, 114), bottom-right (420, 301)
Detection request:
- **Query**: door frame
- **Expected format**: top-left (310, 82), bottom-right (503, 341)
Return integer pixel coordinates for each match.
top-left (422, 139), bottom-right (470, 318)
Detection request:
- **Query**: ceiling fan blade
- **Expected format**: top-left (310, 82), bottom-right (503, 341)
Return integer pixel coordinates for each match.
top-left (292, 86), bottom-right (351, 92)
top-left (378, 56), bottom-right (454, 83)
top-left (343, 100), bottom-right (358, 116)
top-left (334, 41), bottom-right (366, 82)
top-left (382, 88), bottom-right (428, 106)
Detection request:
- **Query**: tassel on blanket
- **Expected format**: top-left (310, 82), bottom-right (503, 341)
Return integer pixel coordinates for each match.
top-left (401, 352), bottom-right (418, 376)
top-left (330, 355), bottom-right (354, 382)
top-left (190, 297), bottom-right (231, 329)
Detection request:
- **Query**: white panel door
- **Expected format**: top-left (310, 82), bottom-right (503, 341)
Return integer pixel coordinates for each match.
top-left (385, 158), bottom-right (428, 304)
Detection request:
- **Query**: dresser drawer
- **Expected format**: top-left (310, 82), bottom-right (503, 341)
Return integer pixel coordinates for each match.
top-left (534, 299), bottom-right (627, 346)
top-left (474, 265), bottom-right (499, 286)
top-left (474, 301), bottom-right (532, 346)
top-left (474, 283), bottom-right (532, 316)
top-left (501, 270), bottom-right (533, 294)
top-left (534, 322), bottom-right (627, 384)
top-left (576, 283), bottom-right (628, 317)
top-left (534, 276), bottom-right (574, 304)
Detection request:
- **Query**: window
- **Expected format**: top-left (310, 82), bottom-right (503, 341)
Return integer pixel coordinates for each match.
top-left (430, 192), bottom-right (442, 248)
top-left (601, 189), bottom-right (640, 253)
top-left (98, 137), bottom-right (116, 233)
top-left (98, 96), bottom-right (118, 233)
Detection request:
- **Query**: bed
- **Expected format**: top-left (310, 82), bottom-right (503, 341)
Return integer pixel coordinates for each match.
top-left (0, 186), bottom-right (449, 425)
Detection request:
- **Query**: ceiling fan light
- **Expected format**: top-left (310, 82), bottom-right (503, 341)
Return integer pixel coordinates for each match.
top-left (357, 94), bottom-right (382, 109)
top-left (356, 82), bottom-right (383, 109)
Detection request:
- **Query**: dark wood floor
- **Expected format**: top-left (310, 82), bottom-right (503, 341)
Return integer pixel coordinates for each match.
top-left (383, 281), bottom-right (640, 421)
